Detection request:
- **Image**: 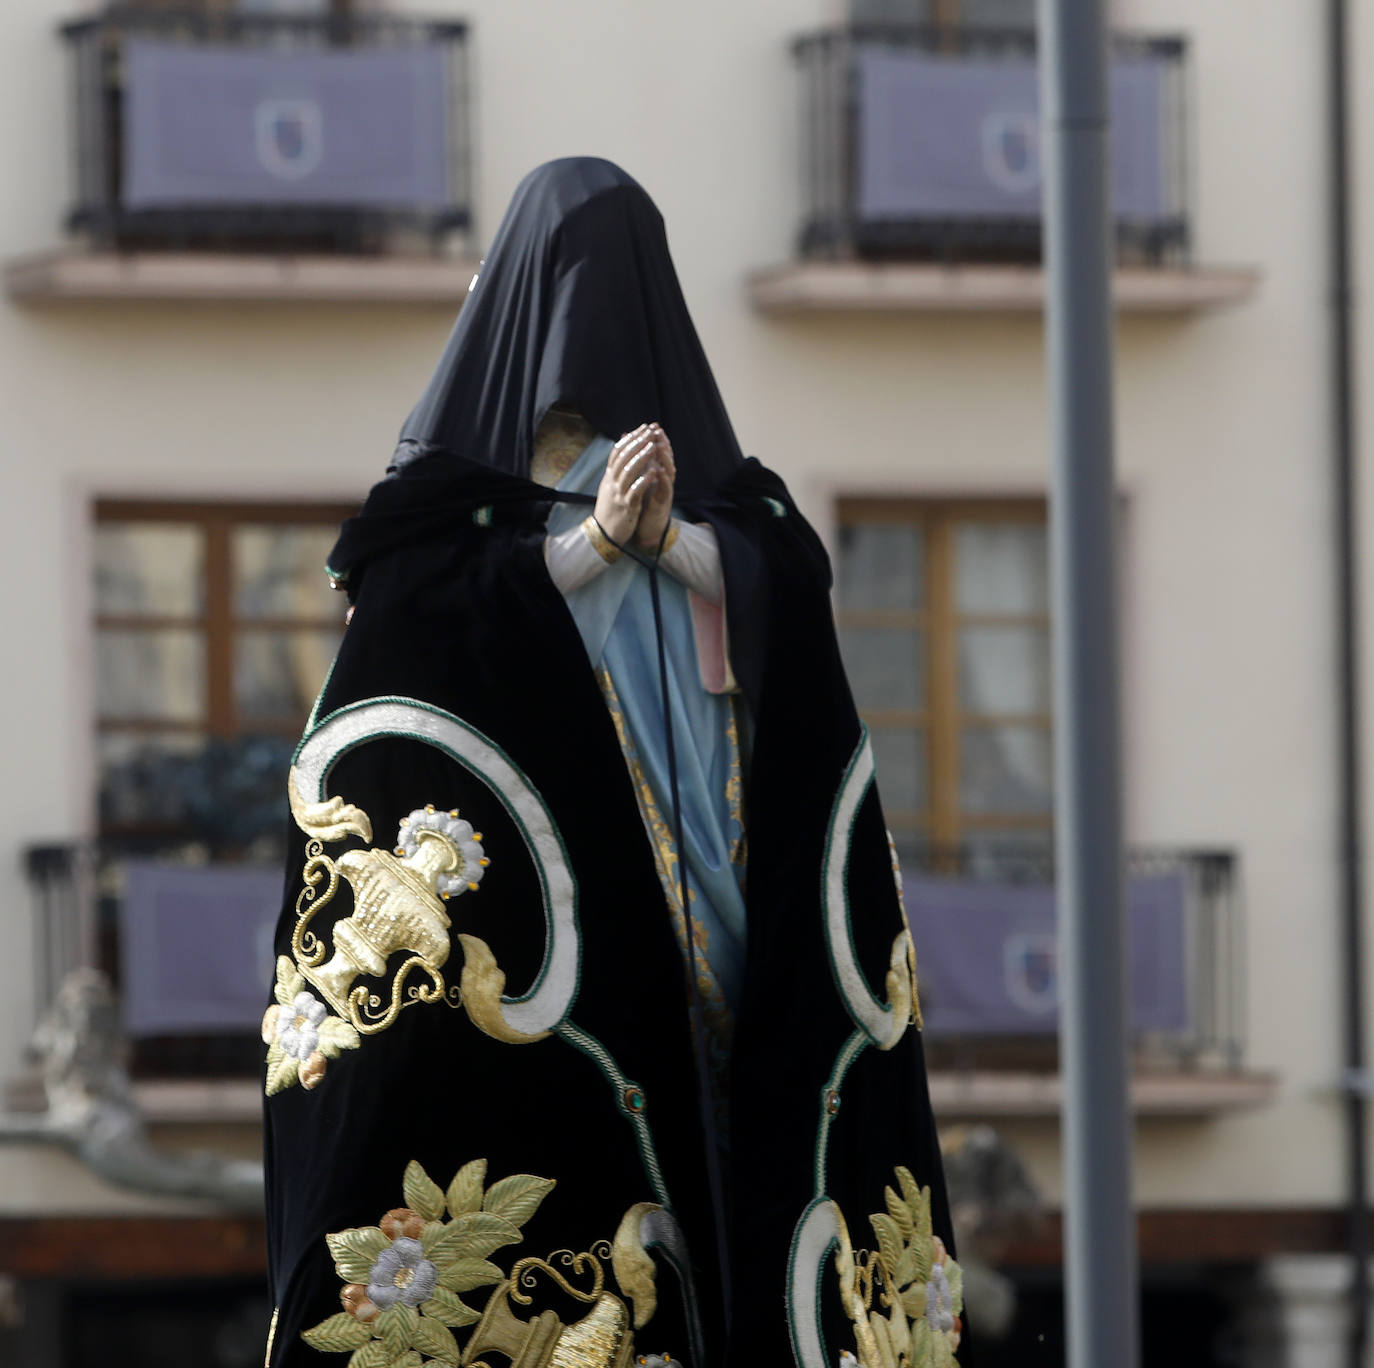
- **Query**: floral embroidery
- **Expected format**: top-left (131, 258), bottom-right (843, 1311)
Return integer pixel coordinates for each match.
top-left (835, 1167), bottom-right (963, 1368)
top-left (302, 1159), bottom-right (555, 1363)
top-left (262, 957), bottom-right (360, 1096)
top-left (302, 1160), bottom-right (682, 1368)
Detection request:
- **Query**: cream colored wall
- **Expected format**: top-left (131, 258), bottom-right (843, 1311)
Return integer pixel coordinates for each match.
top-left (0, 0), bottom-right (1358, 1214)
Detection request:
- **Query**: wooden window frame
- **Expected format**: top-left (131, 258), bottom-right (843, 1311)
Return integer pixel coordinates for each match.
top-left (836, 496), bottom-right (1050, 848)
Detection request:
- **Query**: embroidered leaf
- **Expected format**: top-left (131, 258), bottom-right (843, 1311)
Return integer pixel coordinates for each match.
top-left (886, 1185), bottom-right (915, 1243)
top-left (376, 1303), bottom-right (418, 1357)
top-left (403, 1161), bottom-right (445, 1224)
top-left (868, 1308), bottom-right (899, 1368)
top-left (912, 1233), bottom-right (934, 1288)
top-left (421, 1287), bottom-right (482, 1328)
top-left (427, 1212), bottom-right (520, 1267)
top-left (896, 1165), bottom-right (922, 1214)
top-left (888, 1305), bottom-right (912, 1359)
top-left (347, 1343), bottom-right (389, 1368)
top-left (275, 955), bottom-right (304, 1007)
top-left (445, 1159), bottom-right (486, 1218)
top-left (301, 1313), bottom-right (374, 1352)
top-left (945, 1258), bottom-right (964, 1317)
top-left (420, 1221), bottom-right (447, 1258)
top-left (265, 1051), bottom-right (299, 1097)
top-left (869, 1213), bottom-right (904, 1283)
top-left (895, 1245), bottom-right (918, 1289)
top-left (900, 1284), bottom-right (926, 1320)
top-left (388, 1354), bottom-right (423, 1368)
top-left (912, 1316), bottom-right (933, 1366)
top-left (410, 1316), bottom-right (460, 1366)
top-left (327, 1227), bottom-right (390, 1282)
top-left (318, 1016), bottom-right (361, 1057)
top-left (481, 1174), bottom-right (555, 1228)
top-left (436, 1258), bottom-right (504, 1293)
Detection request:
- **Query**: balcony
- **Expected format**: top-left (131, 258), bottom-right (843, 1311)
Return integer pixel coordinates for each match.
top-left (749, 24), bottom-right (1259, 316)
top-left (905, 845), bottom-right (1276, 1118)
top-left (16, 838), bottom-right (1273, 1123)
top-left (6, 6), bottom-right (477, 305)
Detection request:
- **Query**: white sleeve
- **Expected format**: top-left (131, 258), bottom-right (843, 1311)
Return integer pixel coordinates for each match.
top-left (545, 522), bottom-right (615, 595)
top-left (659, 520), bottom-right (723, 604)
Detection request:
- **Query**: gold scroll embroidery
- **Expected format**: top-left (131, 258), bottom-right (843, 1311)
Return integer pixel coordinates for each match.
top-left (266, 778), bottom-right (509, 1096)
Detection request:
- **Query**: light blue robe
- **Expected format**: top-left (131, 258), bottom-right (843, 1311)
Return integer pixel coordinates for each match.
top-left (547, 436), bottom-right (747, 1063)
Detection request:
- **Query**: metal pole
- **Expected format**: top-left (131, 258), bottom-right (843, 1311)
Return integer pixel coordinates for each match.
top-left (1036, 2), bottom-right (1139, 1366)
top-left (1325, 0), bottom-right (1370, 1358)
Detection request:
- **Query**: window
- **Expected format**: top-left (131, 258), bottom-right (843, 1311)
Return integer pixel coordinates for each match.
top-left (835, 499), bottom-right (1051, 856)
top-left (95, 501), bottom-right (353, 857)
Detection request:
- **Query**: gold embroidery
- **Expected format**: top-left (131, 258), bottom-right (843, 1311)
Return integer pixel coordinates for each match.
top-left (264, 1307), bottom-right (279, 1366)
top-left (887, 834), bottom-right (923, 1030)
top-left (595, 668), bottom-right (735, 1071)
top-left (834, 1168), bottom-right (963, 1368)
top-left (288, 782), bottom-right (482, 1035)
top-left (303, 1159), bottom-right (667, 1368)
top-left (583, 516), bottom-right (625, 565)
top-left (533, 408), bottom-right (598, 487)
top-left (267, 778), bottom-right (516, 1095)
top-left (725, 703), bottom-right (747, 871)
top-left (641, 520), bottom-right (680, 557)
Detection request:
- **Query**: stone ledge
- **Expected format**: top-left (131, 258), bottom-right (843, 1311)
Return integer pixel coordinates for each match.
top-left (747, 260), bottom-right (1262, 316)
top-left (929, 1068), bottom-right (1279, 1119)
top-left (4, 249), bottom-right (480, 304)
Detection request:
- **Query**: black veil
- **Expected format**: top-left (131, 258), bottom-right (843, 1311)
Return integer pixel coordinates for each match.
top-left (391, 157), bottom-right (744, 497)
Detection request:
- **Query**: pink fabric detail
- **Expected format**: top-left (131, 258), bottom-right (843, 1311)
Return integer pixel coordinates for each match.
top-left (690, 589), bottom-right (737, 694)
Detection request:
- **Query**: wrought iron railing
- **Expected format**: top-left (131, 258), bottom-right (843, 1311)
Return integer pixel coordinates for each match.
top-left (26, 833), bottom-right (1242, 1080)
top-left (903, 845), bottom-right (1243, 1073)
top-left (792, 24), bottom-right (1190, 264)
top-left (61, 6), bottom-right (472, 251)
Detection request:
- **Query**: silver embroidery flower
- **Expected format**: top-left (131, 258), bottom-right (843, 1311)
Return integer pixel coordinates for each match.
top-left (395, 805), bottom-right (489, 899)
top-left (925, 1262), bottom-right (956, 1334)
top-left (277, 991), bottom-right (327, 1060)
top-left (366, 1236), bottom-right (438, 1309)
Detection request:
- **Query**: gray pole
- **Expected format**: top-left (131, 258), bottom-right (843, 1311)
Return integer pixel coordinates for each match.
top-left (1036, 2), bottom-right (1139, 1366)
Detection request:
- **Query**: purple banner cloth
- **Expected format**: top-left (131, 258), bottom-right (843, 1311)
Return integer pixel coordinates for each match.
top-left (119, 862), bottom-right (281, 1036)
top-left (123, 39), bottom-right (451, 210)
top-left (856, 47), bottom-right (1167, 222)
top-left (905, 872), bottom-right (1189, 1036)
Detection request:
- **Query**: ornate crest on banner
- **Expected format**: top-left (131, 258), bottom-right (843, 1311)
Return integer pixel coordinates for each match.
top-left (255, 96), bottom-right (325, 181)
top-left (980, 110), bottom-right (1041, 194)
top-left (1003, 930), bottom-right (1058, 1016)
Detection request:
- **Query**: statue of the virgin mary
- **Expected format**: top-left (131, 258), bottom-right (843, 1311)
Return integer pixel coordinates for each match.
top-left (261, 158), bottom-right (963, 1368)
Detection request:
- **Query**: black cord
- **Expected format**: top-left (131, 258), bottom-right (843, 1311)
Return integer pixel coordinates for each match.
top-left (593, 512), bottom-right (734, 1334)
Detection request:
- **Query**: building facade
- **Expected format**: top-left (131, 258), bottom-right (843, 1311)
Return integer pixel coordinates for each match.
top-left (0, 0), bottom-right (1368, 1362)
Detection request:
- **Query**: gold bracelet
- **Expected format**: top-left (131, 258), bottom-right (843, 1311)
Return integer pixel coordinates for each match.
top-left (582, 516), bottom-right (623, 565)
top-left (639, 520), bottom-right (680, 556)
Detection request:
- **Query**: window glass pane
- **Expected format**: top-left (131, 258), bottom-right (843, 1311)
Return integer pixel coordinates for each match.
top-left (839, 627), bottom-right (925, 711)
top-left (955, 522), bottom-right (1047, 615)
top-left (96, 629), bottom-right (204, 723)
top-left (235, 526), bottom-right (342, 620)
top-left (960, 725), bottom-right (1053, 815)
top-left (958, 625), bottom-right (1051, 715)
top-left (870, 727), bottom-right (928, 814)
top-left (98, 732), bottom-right (207, 829)
top-left (95, 524), bottom-right (203, 618)
top-left (836, 523), bottom-right (924, 612)
top-left (235, 629), bottom-right (341, 721)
